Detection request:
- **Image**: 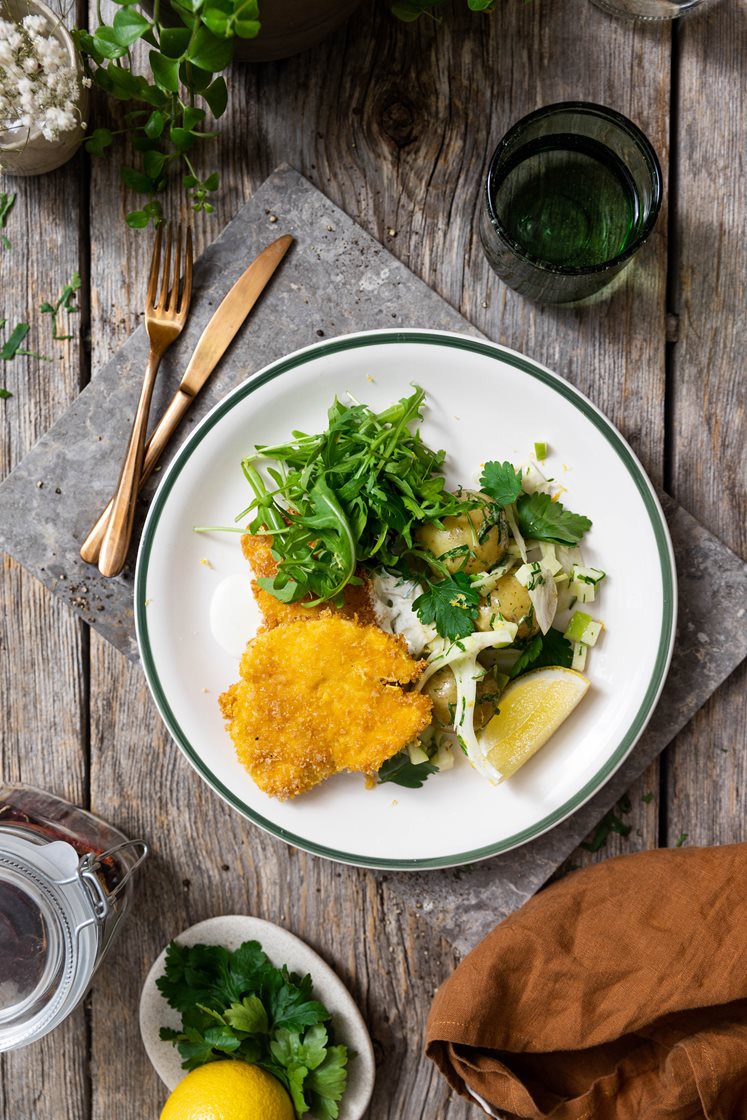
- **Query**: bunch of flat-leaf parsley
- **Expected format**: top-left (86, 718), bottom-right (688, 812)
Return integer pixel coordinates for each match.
top-left (158, 939), bottom-right (349, 1119)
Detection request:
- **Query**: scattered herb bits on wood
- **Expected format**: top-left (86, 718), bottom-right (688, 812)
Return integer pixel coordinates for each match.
top-left (40, 272), bottom-right (81, 341)
top-left (157, 939), bottom-right (349, 1120)
top-left (0, 192), bottom-right (16, 251)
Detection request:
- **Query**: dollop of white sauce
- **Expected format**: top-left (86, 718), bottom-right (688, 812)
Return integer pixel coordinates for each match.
top-left (369, 571), bottom-right (437, 656)
top-left (210, 574), bottom-right (263, 659)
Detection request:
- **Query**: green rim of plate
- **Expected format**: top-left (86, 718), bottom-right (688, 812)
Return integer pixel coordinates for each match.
top-left (136, 330), bottom-right (676, 870)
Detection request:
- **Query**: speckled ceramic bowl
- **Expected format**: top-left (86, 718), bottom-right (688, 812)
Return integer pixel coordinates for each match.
top-left (139, 914), bottom-right (376, 1119)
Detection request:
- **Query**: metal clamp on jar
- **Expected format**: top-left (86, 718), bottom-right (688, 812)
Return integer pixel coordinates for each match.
top-left (0, 785), bottom-right (148, 1052)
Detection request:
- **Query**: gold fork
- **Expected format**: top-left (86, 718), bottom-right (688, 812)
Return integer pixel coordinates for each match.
top-left (94, 223), bottom-right (193, 577)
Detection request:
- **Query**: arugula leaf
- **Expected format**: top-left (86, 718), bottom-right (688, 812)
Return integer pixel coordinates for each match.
top-left (377, 751), bottom-right (438, 788)
top-left (238, 387), bottom-right (477, 612)
top-left (479, 460), bottom-right (523, 508)
top-left (508, 628), bottom-right (573, 679)
top-left (412, 571), bottom-right (480, 640)
top-left (515, 491), bottom-right (591, 545)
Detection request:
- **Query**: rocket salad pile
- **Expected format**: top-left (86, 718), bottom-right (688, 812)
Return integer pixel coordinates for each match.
top-left (237, 386), bottom-right (607, 789)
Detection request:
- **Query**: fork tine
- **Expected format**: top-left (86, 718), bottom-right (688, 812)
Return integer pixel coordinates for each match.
top-left (146, 224), bottom-right (163, 310)
top-left (181, 226), bottom-right (194, 315)
top-left (158, 222), bottom-right (172, 311)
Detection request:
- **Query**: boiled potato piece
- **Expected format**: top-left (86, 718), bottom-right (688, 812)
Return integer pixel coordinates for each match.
top-left (415, 492), bottom-right (508, 576)
top-left (425, 666), bottom-right (501, 730)
top-left (477, 573), bottom-right (539, 641)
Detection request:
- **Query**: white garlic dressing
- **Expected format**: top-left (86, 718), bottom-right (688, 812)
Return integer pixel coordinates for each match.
top-left (209, 573), bottom-right (263, 659)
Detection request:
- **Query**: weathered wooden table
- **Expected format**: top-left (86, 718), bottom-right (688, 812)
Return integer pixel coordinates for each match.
top-left (1, 0), bottom-right (745, 1116)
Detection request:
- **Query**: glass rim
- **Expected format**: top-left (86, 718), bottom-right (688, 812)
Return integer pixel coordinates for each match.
top-left (484, 100), bottom-right (663, 277)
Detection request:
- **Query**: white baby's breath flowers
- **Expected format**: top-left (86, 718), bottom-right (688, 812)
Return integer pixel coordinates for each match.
top-left (0, 12), bottom-right (84, 143)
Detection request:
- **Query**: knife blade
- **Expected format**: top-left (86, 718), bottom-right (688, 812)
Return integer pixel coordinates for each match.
top-left (80, 233), bottom-right (293, 565)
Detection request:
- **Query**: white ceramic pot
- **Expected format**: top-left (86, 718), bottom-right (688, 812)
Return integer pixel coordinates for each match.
top-left (0, 0), bottom-right (88, 176)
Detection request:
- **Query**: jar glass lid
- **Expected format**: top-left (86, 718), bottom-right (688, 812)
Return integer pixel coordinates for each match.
top-left (0, 835), bottom-right (99, 1051)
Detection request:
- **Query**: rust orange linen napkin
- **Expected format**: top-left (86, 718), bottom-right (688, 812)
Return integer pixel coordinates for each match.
top-left (426, 844), bottom-right (747, 1120)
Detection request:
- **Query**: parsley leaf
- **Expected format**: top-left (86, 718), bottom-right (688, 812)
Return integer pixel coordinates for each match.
top-left (158, 939), bottom-right (349, 1118)
top-left (412, 571), bottom-right (480, 640)
top-left (515, 491), bottom-right (591, 545)
top-left (508, 627), bottom-right (573, 679)
top-left (479, 460), bottom-right (523, 508)
top-left (306, 1046), bottom-right (349, 1119)
top-left (377, 751), bottom-right (438, 788)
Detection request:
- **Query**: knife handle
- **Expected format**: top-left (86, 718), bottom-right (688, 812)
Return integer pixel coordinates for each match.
top-left (79, 388), bottom-right (193, 566)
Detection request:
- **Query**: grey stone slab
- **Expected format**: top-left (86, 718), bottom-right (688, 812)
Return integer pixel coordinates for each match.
top-left (384, 495), bottom-right (747, 956)
top-left (0, 166), bottom-right (477, 660)
top-left (0, 168), bottom-right (745, 959)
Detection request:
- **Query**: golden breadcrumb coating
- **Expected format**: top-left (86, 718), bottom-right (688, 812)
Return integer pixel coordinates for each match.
top-left (241, 533), bottom-right (376, 629)
top-left (219, 617), bottom-right (432, 799)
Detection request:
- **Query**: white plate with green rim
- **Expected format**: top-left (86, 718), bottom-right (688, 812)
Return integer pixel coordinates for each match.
top-left (135, 329), bottom-right (676, 870)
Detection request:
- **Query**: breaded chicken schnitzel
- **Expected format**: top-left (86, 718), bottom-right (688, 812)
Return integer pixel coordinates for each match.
top-left (219, 616), bottom-right (432, 799)
top-left (241, 532), bottom-right (376, 629)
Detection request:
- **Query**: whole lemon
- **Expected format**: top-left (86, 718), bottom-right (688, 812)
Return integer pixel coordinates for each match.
top-left (160, 1060), bottom-right (295, 1120)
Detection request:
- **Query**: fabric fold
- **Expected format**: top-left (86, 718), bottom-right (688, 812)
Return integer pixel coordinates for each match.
top-left (426, 844), bottom-right (747, 1119)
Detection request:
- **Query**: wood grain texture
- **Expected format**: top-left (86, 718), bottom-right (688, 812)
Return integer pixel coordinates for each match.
top-left (664, 0), bottom-right (746, 851)
top-left (83, 4), bottom-right (672, 1117)
top-left (1, 0), bottom-right (745, 1117)
top-left (0, 153), bottom-right (90, 1119)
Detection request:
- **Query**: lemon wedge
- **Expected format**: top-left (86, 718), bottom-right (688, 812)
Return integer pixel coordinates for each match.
top-left (480, 666), bottom-right (590, 779)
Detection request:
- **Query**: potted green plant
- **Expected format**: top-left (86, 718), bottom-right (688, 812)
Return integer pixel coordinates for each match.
top-left (75, 0), bottom-right (365, 225)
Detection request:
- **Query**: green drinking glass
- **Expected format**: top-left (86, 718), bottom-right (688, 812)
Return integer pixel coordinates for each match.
top-left (479, 102), bottom-right (663, 304)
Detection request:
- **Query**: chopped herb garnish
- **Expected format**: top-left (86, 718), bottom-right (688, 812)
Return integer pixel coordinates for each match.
top-left (377, 751), bottom-right (438, 788)
top-left (641, 792), bottom-right (654, 804)
top-left (40, 272), bottom-right (81, 341)
top-left (157, 939), bottom-right (348, 1119)
top-left (479, 459), bottom-right (523, 508)
top-left (412, 571), bottom-right (480, 641)
top-left (508, 627), bottom-right (573, 679)
top-left (675, 831), bottom-right (688, 848)
top-left (515, 491), bottom-right (591, 546)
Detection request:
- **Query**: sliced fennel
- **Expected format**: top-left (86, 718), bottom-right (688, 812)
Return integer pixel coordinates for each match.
top-left (504, 503), bottom-right (528, 562)
top-left (417, 624), bottom-right (517, 783)
top-left (417, 623), bottom-right (518, 690)
top-left (515, 561), bottom-right (558, 635)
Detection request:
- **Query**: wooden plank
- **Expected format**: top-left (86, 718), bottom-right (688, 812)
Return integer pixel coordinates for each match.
top-left (666, 0), bottom-right (746, 848)
top-left (84, 5), bottom-right (672, 1118)
top-left (0, 152), bottom-right (90, 1116)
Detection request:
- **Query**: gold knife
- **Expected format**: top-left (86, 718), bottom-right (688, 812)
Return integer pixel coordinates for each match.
top-left (80, 233), bottom-right (293, 566)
